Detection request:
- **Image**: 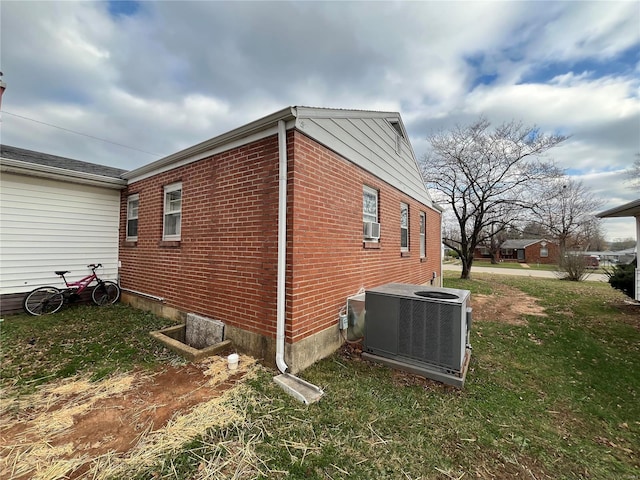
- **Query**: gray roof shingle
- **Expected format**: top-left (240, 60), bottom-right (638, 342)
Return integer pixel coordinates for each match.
top-left (501, 239), bottom-right (554, 249)
top-left (0, 144), bottom-right (127, 179)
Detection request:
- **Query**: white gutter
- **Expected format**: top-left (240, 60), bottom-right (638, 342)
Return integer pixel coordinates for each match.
top-left (0, 158), bottom-right (126, 189)
top-left (122, 107), bottom-right (297, 181)
top-left (276, 119), bottom-right (289, 373)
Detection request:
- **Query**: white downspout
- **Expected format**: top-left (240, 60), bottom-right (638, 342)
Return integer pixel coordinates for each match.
top-left (276, 120), bottom-right (289, 373)
top-left (440, 211), bottom-right (444, 287)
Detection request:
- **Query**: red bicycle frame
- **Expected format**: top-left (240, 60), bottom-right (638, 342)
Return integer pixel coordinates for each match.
top-left (57, 264), bottom-right (102, 294)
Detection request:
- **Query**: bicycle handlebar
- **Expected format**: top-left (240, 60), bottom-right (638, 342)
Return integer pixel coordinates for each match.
top-left (88, 263), bottom-right (102, 269)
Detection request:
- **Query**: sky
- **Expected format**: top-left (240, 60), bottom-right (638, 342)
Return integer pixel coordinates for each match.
top-left (1, 0), bottom-right (639, 241)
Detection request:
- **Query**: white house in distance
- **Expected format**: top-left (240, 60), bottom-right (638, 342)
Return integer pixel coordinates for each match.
top-left (597, 199), bottom-right (640, 301)
top-left (0, 145), bottom-right (126, 314)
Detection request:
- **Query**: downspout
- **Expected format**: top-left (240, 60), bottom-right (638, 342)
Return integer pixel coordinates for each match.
top-left (276, 120), bottom-right (289, 373)
top-left (440, 210), bottom-right (444, 287)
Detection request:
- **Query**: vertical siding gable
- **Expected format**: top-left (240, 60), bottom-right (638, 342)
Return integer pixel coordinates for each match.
top-left (295, 115), bottom-right (434, 209)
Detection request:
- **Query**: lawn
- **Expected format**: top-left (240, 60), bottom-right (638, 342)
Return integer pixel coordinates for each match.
top-left (1, 275), bottom-right (638, 479)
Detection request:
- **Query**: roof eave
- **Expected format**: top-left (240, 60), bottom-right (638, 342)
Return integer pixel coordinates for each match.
top-left (122, 106), bottom-right (297, 180)
top-left (596, 199), bottom-right (640, 218)
top-left (0, 157), bottom-right (127, 189)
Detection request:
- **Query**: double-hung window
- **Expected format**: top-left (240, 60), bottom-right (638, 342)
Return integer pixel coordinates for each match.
top-left (163, 182), bottom-right (182, 241)
top-left (419, 211), bottom-right (426, 258)
top-left (400, 202), bottom-right (409, 251)
top-left (540, 246), bottom-right (549, 258)
top-left (126, 194), bottom-right (139, 241)
top-left (363, 185), bottom-right (379, 240)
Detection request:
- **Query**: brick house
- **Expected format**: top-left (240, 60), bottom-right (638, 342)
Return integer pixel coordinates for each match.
top-left (474, 238), bottom-right (559, 264)
top-left (499, 239), bottom-right (559, 264)
top-left (119, 107), bottom-right (443, 373)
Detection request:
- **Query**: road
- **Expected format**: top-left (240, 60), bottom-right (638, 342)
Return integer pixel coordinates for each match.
top-left (442, 263), bottom-right (609, 282)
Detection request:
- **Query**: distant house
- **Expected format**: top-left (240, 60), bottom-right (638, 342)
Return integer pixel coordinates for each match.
top-left (500, 239), bottom-right (558, 264)
top-left (0, 145), bottom-right (126, 314)
top-left (118, 106), bottom-right (443, 373)
top-left (474, 238), bottom-right (559, 264)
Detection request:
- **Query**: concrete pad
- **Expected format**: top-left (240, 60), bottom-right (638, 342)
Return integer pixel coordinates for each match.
top-left (361, 349), bottom-right (471, 388)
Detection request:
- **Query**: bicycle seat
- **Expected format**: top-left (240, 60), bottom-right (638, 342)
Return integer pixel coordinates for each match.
top-left (55, 270), bottom-right (69, 276)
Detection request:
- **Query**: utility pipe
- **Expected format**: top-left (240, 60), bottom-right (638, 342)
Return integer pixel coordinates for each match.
top-left (275, 120), bottom-right (288, 373)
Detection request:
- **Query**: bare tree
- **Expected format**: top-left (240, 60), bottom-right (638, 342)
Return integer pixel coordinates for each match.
top-left (626, 154), bottom-right (640, 192)
top-left (421, 117), bottom-right (565, 279)
top-left (580, 217), bottom-right (606, 251)
top-left (531, 177), bottom-right (603, 254)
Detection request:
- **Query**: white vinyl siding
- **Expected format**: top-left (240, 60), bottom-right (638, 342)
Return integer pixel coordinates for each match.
top-left (0, 172), bottom-right (121, 294)
top-left (126, 194), bottom-right (139, 241)
top-left (163, 182), bottom-right (182, 240)
top-left (294, 113), bottom-right (435, 209)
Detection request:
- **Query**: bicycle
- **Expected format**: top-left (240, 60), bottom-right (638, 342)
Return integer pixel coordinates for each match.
top-left (23, 263), bottom-right (121, 315)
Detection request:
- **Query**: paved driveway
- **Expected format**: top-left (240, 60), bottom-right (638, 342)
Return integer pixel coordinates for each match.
top-left (442, 263), bottom-right (609, 282)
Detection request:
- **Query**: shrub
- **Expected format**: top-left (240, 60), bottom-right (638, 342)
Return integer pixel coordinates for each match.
top-left (558, 253), bottom-right (590, 281)
top-left (606, 259), bottom-right (637, 299)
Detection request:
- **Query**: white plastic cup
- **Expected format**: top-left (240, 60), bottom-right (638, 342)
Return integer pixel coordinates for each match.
top-left (227, 353), bottom-right (239, 370)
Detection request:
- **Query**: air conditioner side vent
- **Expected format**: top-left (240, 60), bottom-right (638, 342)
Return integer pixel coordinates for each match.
top-left (363, 221), bottom-right (381, 239)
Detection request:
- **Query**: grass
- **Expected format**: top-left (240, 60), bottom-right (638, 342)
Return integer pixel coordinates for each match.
top-left (2, 276), bottom-right (639, 479)
top-left (0, 303), bottom-right (182, 395)
top-left (472, 260), bottom-right (560, 271)
top-left (448, 259), bottom-right (607, 274)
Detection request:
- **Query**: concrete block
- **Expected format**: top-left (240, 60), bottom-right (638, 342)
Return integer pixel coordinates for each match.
top-left (185, 313), bottom-right (225, 349)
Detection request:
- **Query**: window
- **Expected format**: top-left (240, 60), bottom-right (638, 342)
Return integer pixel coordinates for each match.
top-left (540, 246), bottom-right (549, 257)
top-left (363, 185), bottom-right (379, 240)
top-left (126, 194), bottom-right (139, 241)
top-left (163, 182), bottom-right (182, 240)
top-left (400, 202), bottom-right (409, 251)
top-left (419, 211), bottom-right (426, 258)
top-left (389, 120), bottom-right (404, 154)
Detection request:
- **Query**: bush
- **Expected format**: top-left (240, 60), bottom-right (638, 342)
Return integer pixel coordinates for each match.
top-left (606, 259), bottom-right (637, 299)
top-left (558, 253), bottom-right (590, 281)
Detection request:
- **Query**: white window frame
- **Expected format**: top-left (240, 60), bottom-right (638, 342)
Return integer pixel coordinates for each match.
top-left (419, 211), bottom-right (426, 258)
top-left (540, 246), bottom-right (549, 258)
top-left (163, 182), bottom-right (182, 241)
top-left (400, 202), bottom-right (409, 252)
top-left (126, 194), bottom-right (139, 241)
top-left (363, 185), bottom-right (379, 241)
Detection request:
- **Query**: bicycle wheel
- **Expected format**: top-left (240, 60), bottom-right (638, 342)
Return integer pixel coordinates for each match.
top-left (23, 287), bottom-right (64, 315)
top-left (91, 281), bottom-right (121, 306)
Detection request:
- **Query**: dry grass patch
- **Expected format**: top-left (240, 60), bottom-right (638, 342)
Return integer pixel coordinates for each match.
top-left (0, 354), bottom-right (259, 480)
top-left (471, 282), bottom-right (547, 325)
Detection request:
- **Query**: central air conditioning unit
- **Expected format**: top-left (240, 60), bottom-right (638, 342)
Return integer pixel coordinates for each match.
top-left (362, 283), bottom-right (472, 387)
top-left (363, 221), bottom-right (380, 240)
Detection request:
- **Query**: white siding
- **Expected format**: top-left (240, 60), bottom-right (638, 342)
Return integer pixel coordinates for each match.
top-left (0, 172), bottom-right (121, 294)
top-left (295, 115), bottom-right (436, 209)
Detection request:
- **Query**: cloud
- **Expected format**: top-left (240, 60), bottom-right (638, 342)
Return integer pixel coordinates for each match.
top-left (1, 1), bottom-right (638, 240)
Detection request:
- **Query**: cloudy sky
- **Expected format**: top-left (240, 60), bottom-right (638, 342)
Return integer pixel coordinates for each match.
top-left (1, 1), bottom-right (639, 240)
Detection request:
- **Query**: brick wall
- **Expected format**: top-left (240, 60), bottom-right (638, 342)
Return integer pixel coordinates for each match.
top-left (120, 128), bottom-right (441, 348)
top-left (524, 241), bottom-right (559, 264)
top-left (120, 135), bottom-right (280, 339)
top-left (288, 131), bottom-right (441, 343)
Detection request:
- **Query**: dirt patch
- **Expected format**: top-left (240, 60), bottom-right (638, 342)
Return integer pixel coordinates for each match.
top-left (617, 302), bottom-right (640, 331)
top-left (0, 355), bottom-right (257, 480)
top-left (471, 283), bottom-right (547, 325)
